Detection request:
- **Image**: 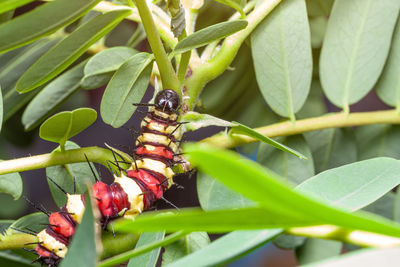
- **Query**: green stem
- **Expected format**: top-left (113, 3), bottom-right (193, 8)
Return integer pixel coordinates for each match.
top-left (0, 234), bottom-right (37, 250)
top-left (201, 110), bottom-right (400, 148)
top-left (0, 146), bottom-right (131, 175)
top-left (94, 1), bottom-right (177, 49)
top-left (184, 0), bottom-right (282, 109)
top-left (132, 0), bottom-right (180, 92)
top-left (98, 231), bottom-right (187, 267)
top-left (286, 225), bottom-right (400, 248)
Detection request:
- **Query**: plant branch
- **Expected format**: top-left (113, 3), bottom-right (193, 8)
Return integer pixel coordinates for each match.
top-left (201, 110), bottom-right (400, 148)
top-left (0, 146), bottom-right (131, 175)
top-left (286, 225), bottom-right (400, 248)
top-left (0, 234), bottom-right (37, 250)
top-left (93, 1), bottom-right (177, 49)
top-left (132, 0), bottom-right (180, 92)
top-left (184, 0), bottom-right (282, 109)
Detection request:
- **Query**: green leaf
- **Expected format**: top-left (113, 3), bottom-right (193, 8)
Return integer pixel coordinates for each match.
top-left (197, 172), bottom-right (255, 211)
top-left (22, 59), bottom-right (88, 131)
top-left (174, 20), bottom-right (248, 54)
top-left (297, 158), bottom-right (400, 211)
top-left (60, 194), bottom-right (98, 267)
top-left (16, 9), bottom-right (132, 93)
top-left (100, 52), bottom-right (153, 128)
top-left (39, 108), bottom-right (97, 146)
top-left (180, 112), bottom-right (234, 132)
top-left (319, 0), bottom-right (400, 111)
top-left (304, 128), bottom-right (356, 173)
top-left (0, 251), bottom-right (35, 267)
top-left (182, 145), bottom-right (400, 236)
top-left (127, 232), bottom-right (165, 267)
top-left (305, 0), bottom-right (334, 17)
top-left (0, 220), bottom-right (13, 234)
top-left (114, 207), bottom-right (317, 233)
top-left (115, 145), bottom-right (400, 238)
top-left (251, 0), bottom-right (312, 120)
top-left (301, 248), bottom-right (400, 267)
top-left (1, 38), bottom-right (60, 121)
top-left (231, 122), bottom-right (307, 159)
top-left (356, 125), bottom-right (400, 160)
top-left (0, 169), bottom-right (22, 199)
top-left (0, 0), bottom-right (35, 14)
top-left (81, 46), bottom-right (138, 89)
top-left (214, 0), bottom-right (245, 17)
top-left (296, 239), bottom-right (342, 265)
top-left (0, 0), bottom-right (102, 53)
top-left (376, 17), bottom-right (400, 108)
top-left (163, 232), bottom-right (210, 265)
top-left (273, 234), bottom-right (306, 250)
top-left (165, 230), bottom-right (281, 267)
top-left (46, 141), bottom-right (97, 207)
top-left (7, 212), bottom-right (48, 235)
top-left (257, 135), bottom-right (314, 185)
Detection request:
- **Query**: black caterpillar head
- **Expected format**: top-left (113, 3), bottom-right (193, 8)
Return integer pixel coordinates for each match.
top-left (154, 89), bottom-right (180, 114)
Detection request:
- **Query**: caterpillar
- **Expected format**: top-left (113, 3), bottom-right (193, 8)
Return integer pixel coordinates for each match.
top-left (31, 89), bottom-right (183, 266)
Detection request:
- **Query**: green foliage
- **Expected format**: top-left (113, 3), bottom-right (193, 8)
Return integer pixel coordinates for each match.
top-left (319, 0), bottom-right (400, 111)
top-left (251, 0), bottom-right (312, 120)
top-left (1, 0), bottom-right (400, 266)
top-left (100, 52), bottom-right (153, 128)
top-left (81, 47), bottom-right (137, 89)
top-left (39, 108), bottom-right (97, 147)
top-left (16, 9), bottom-right (132, 93)
top-left (174, 20), bottom-right (248, 54)
top-left (0, 0), bottom-right (102, 53)
top-left (128, 232), bottom-right (165, 267)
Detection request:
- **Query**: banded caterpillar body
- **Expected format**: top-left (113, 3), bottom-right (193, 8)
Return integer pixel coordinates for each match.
top-left (33, 89), bottom-right (183, 266)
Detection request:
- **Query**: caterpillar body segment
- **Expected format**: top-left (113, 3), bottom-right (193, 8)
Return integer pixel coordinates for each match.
top-left (33, 89), bottom-right (183, 266)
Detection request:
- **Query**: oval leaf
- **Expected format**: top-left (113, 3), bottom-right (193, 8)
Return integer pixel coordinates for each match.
top-left (163, 232), bottom-right (210, 265)
top-left (16, 9), bottom-right (132, 93)
top-left (165, 230), bottom-right (281, 267)
top-left (356, 125), bottom-right (400, 160)
top-left (197, 172), bottom-right (254, 211)
top-left (0, 170), bottom-right (22, 200)
top-left (0, 0), bottom-right (102, 53)
top-left (39, 108), bottom-right (97, 145)
top-left (231, 122), bottom-right (307, 159)
top-left (319, 0), bottom-right (400, 111)
top-left (304, 128), bottom-right (356, 173)
top-left (128, 232), bottom-right (165, 267)
top-left (100, 52), bottom-right (153, 128)
top-left (81, 46), bottom-right (137, 89)
top-left (251, 0), bottom-right (312, 120)
top-left (7, 212), bottom-right (48, 235)
top-left (174, 20), bottom-right (248, 54)
top-left (376, 17), bottom-right (400, 108)
top-left (297, 157), bottom-right (400, 211)
top-left (22, 59), bottom-right (88, 131)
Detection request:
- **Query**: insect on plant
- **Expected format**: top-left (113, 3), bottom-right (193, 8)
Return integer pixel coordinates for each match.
top-left (0, 0), bottom-right (400, 266)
